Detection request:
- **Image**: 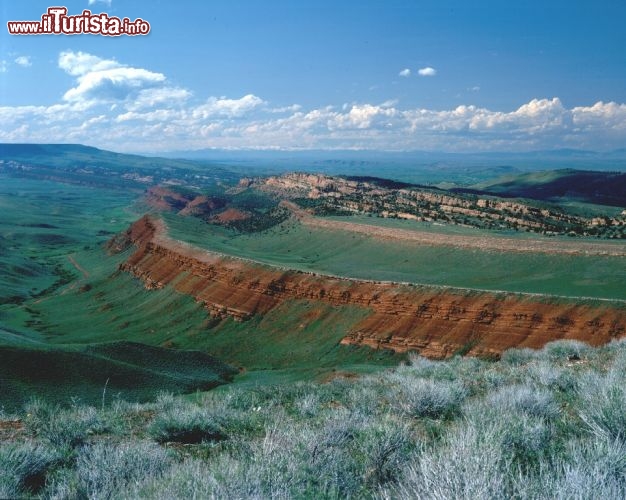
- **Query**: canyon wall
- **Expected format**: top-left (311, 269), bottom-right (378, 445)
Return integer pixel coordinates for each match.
top-left (113, 216), bottom-right (626, 359)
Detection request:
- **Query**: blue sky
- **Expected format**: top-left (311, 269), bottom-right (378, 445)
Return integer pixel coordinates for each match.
top-left (1, 0), bottom-right (625, 153)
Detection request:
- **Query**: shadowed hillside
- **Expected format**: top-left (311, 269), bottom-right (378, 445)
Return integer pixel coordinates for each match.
top-left (0, 342), bottom-right (237, 411)
top-left (470, 169), bottom-right (626, 207)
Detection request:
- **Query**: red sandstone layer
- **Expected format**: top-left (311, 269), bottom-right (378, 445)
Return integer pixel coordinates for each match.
top-left (113, 215), bottom-right (626, 359)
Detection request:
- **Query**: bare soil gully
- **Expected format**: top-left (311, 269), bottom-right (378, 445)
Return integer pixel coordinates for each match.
top-left (111, 215), bottom-right (626, 359)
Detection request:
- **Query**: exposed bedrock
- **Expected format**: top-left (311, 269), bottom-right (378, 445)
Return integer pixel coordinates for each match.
top-left (113, 216), bottom-right (626, 359)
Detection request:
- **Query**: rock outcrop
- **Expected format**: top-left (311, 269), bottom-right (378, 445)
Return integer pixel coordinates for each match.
top-left (249, 172), bottom-right (626, 237)
top-left (114, 216), bottom-right (626, 359)
top-left (145, 186), bottom-right (226, 217)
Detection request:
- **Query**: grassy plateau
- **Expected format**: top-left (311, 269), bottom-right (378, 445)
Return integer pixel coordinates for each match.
top-left (164, 212), bottom-right (626, 301)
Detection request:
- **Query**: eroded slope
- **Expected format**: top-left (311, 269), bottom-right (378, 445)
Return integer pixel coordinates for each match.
top-left (112, 216), bottom-right (626, 359)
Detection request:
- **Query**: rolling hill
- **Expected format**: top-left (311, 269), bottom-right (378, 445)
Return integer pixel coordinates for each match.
top-left (0, 341), bottom-right (237, 411)
top-left (470, 169), bottom-right (626, 207)
top-left (0, 143), bottom-right (239, 190)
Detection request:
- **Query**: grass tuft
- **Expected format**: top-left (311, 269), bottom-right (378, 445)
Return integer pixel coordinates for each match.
top-left (148, 406), bottom-right (227, 444)
top-left (0, 442), bottom-right (59, 497)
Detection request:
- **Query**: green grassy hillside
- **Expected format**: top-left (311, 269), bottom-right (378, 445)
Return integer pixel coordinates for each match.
top-left (9, 244), bottom-right (398, 374)
top-left (471, 168), bottom-right (626, 207)
top-left (0, 176), bottom-right (137, 305)
top-left (0, 143), bottom-right (232, 176)
top-left (0, 342), bottom-right (236, 412)
top-left (0, 143), bottom-right (239, 191)
top-left (0, 176), bottom-right (243, 411)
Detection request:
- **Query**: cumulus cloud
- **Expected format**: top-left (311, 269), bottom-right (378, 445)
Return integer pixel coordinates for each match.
top-left (63, 67), bottom-right (166, 103)
top-left (418, 67), bottom-right (437, 77)
top-left (58, 51), bottom-right (119, 76)
top-left (331, 103), bottom-right (398, 130)
top-left (0, 60), bottom-right (7, 73)
top-left (192, 94), bottom-right (265, 119)
top-left (3, 51), bottom-right (626, 152)
top-left (126, 87), bottom-right (192, 111)
top-left (572, 101), bottom-right (626, 135)
top-left (59, 51), bottom-right (165, 105)
top-left (399, 68), bottom-right (411, 77)
top-left (467, 98), bottom-right (570, 133)
top-left (15, 56), bottom-right (31, 68)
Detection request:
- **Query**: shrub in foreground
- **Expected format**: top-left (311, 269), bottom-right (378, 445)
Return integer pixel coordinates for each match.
top-left (148, 407), bottom-right (227, 444)
top-left (383, 421), bottom-right (511, 499)
top-left (0, 442), bottom-right (58, 498)
top-left (390, 376), bottom-right (467, 420)
top-left (23, 399), bottom-right (108, 448)
top-left (577, 371), bottom-right (626, 440)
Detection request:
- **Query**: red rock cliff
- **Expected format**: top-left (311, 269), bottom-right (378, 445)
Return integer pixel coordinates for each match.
top-left (115, 216), bottom-right (626, 359)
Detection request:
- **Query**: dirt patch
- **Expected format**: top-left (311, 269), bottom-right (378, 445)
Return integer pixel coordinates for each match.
top-left (211, 208), bottom-right (252, 224)
top-left (68, 254), bottom-right (89, 279)
top-left (0, 419), bottom-right (25, 440)
top-left (319, 370), bottom-right (361, 383)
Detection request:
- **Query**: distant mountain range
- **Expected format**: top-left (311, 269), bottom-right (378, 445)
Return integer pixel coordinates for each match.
top-left (163, 146), bottom-right (626, 166)
top-left (2, 144), bottom-right (626, 200)
top-left (160, 146), bottom-right (626, 185)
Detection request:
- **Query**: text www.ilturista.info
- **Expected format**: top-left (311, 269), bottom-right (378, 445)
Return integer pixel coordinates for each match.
top-left (7, 7), bottom-right (150, 36)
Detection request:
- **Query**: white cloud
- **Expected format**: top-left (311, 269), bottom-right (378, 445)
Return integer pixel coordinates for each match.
top-left (399, 68), bottom-right (411, 77)
top-left (0, 60), bottom-right (7, 73)
top-left (88, 0), bottom-right (112, 6)
top-left (14, 56), bottom-right (32, 68)
top-left (572, 101), bottom-right (626, 132)
top-left (79, 115), bottom-right (108, 131)
top-left (269, 104), bottom-right (302, 113)
top-left (3, 51), bottom-right (626, 152)
top-left (59, 51), bottom-right (166, 105)
top-left (380, 99), bottom-right (399, 108)
top-left (126, 87), bottom-right (192, 111)
top-left (418, 67), bottom-right (437, 77)
top-left (63, 67), bottom-right (166, 103)
top-left (59, 51), bottom-right (119, 76)
top-left (467, 98), bottom-right (569, 133)
top-left (192, 94), bottom-right (265, 119)
top-left (115, 109), bottom-right (181, 123)
top-left (331, 104), bottom-right (398, 130)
